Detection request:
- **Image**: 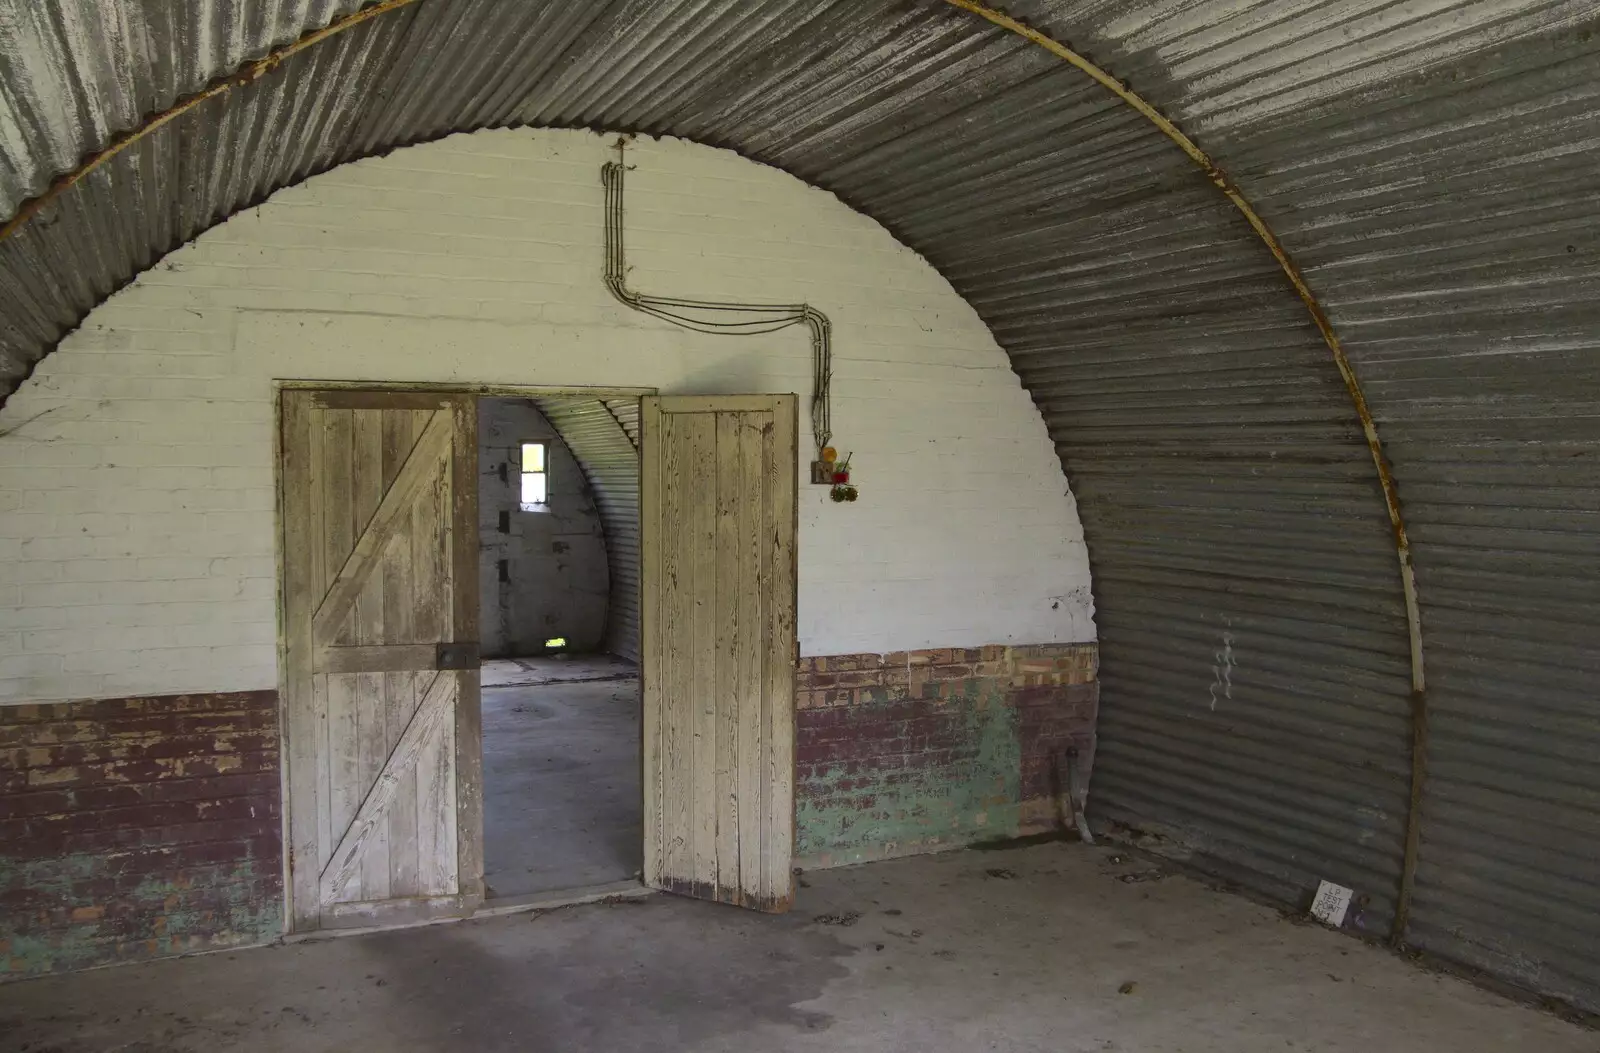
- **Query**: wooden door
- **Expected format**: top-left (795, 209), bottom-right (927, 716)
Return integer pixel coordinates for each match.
top-left (279, 389), bottom-right (482, 932)
top-left (641, 395), bottom-right (798, 912)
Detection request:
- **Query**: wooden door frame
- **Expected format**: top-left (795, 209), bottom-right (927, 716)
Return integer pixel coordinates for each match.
top-left (271, 381), bottom-right (656, 934)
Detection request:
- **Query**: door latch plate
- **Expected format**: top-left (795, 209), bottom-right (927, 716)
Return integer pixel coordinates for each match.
top-left (436, 642), bottom-right (480, 670)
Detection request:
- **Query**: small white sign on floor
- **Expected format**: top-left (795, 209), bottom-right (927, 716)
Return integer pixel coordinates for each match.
top-left (1310, 880), bottom-right (1354, 928)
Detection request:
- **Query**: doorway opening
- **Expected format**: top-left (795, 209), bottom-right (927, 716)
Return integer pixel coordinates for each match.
top-left (476, 396), bottom-right (643, 903)
top-left (275, 385), bottom-right (796, 933)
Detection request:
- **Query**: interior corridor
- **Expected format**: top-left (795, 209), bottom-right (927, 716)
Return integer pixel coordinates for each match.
top-left (481, 655), bottom-right (641, 900)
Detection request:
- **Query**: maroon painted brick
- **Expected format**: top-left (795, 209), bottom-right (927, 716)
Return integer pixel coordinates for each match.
top-left (142, 772), bottom-right (279, 803)
top-left (1015, 683), bottom-right (1100, 804)
top-left (814, 654), bottom-right (884, 672)
top-left (796, 643), bottom-right (1101, 862)
top-left (1, 690), bottom-right (282, 979)
top-left (0, 789), bottom-right (73, 819)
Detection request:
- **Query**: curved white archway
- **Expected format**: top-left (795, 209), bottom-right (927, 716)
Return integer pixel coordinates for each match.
top-left (0, 128), bottom-right (1093, 704)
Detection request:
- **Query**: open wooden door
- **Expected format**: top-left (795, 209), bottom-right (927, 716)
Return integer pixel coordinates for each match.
top-left (640, 395), bottom-right (798, 912)
top-left (279, 389), bottom-right (482, 932)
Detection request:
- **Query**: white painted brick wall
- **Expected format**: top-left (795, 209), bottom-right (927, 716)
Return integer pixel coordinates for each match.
top-left (0, 130), bottom-right (1094, 704)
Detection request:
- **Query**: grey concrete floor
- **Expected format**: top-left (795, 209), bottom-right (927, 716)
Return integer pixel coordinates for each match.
top-left (3, 843), bottom-right (1591, 1052)
top-left (481, 655), bottom-right (641, 899)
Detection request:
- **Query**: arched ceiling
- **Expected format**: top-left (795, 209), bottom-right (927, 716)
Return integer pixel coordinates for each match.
top-left (1, 0), bottom-right (1596, 1013)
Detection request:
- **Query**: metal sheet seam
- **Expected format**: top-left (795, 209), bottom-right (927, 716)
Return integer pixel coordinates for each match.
top-left (937, 0), bottom-right (1430, 945)
top-left (0, 0), bottom-right (425, 245)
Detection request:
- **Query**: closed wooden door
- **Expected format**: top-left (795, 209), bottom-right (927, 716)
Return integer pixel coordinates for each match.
top-left (641, 395), bottom-right (798, 912)
top-left (279, 390), bottom-right (482, 932)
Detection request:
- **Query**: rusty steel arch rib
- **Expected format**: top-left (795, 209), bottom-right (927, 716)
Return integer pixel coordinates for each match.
top-left (0, 0), bottom-right (425, 246)
top-left (939, 0), bottom-right (1429, 944)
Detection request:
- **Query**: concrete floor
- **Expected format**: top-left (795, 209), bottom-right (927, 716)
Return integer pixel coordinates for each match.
top-left (3, 843), bottom-right (1591, 1052)
top-left (481, 655), bottom-right (641, 900)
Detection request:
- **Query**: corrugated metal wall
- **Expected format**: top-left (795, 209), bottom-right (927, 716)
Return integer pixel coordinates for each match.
top-left (1217, 27), bottom-right (1600, 1008)
top-left (536, 397), bottom-right (642, 664)
top-left (0, 0), bottom-right (1595, 1013)
top-left (994, 0), bottom-right (1600, 1011)
top-left (777, 25), bottom-right (1414, 935)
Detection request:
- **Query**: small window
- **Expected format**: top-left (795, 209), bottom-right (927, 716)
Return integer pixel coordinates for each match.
top-left (520, 442), bottom-right (547, 511)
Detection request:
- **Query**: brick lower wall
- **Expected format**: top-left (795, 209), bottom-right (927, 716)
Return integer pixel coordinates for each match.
top-left (0, 691), bottom-right (283, 979)
top-left (0, 645), bottom-right (1093, 975)
top-left (796, 643), bottom-right (1098, 868)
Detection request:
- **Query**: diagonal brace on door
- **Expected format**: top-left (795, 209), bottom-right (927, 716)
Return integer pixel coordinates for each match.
top-left (311, 409), bottom-right (452, 644)
top-left (319, 669), bottom-right (456, 901)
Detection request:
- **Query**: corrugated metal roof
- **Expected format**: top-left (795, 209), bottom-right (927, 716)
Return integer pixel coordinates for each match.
top-left (0, 0), bottom-right (1595, 1014)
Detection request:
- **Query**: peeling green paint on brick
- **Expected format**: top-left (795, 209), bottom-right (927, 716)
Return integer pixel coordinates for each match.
top-left (1, 689), bottom-right (283, 980)
top-left (1, 852), bottom-right (282, 976)
top-left (797, 679), bottom-right (1024, 867)
top-left (794, 644), bottom-right (1099, 869)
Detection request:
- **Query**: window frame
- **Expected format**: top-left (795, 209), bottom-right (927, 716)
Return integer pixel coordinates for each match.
top-left (519, 441), bottom-right (549, 512)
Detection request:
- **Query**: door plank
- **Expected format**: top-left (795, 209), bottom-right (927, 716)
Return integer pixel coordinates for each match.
top-left (733, 413), bottom-right (765, 904)
top-left (319, 410), bottom-right (355, 641)
top-left (382, 411), bottom-right (421, 897)
top-left (764, 401), bottom-right (798, 908)
top-left (311, 409), bottom-right (452, 646)
top-left (417, 707), bottom-right (459, 895)
top-left (310, 677), bottom-right (336, 881)
top-left (352, 411), bottom-right (387, 641)
top-left (662, 406), bottom-right (700, 889)
top-left (315, 413), bottom-right (351, 883)
top-left (660, 409), bottom-right (694, 892)
top-left (387, 670), bottom-right (423, 897)
top-left (448, 395), bottom-right (483, 907)
top-left (407, 427), bottom-right (450, 899)
top-left (325, 673), bottom-right (363, 901)
top-left (640, 400), bottom-right (665, 889)
top-left (713, 412), bottom-right (742, 899)
top-left (356, 668), bottom-right (390, 896)
top-left (280, 391), bottom-right (322, 931)
top-left (320, 670), bottom-right (456, 902)
top-left (351, 411), bottom-right (392, 901)
top-left (382, 411), bottom-right (419, 493)
top-left (684, 412), bottom-right (719, 895)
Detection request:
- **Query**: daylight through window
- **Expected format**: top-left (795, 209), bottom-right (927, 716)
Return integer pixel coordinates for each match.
top-left (520, 442), bottom-right (547, 510)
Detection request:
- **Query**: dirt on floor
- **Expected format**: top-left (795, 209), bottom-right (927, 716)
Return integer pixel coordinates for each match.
top-left (1, 842), bottom-right (1592, 1053)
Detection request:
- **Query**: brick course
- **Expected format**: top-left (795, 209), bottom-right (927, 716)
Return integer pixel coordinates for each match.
top-left (796, 643), bottom-right (1098, 867)
top-left (0, 691), bottom-right (282, 979)
top-left (0, 644), bottom-right (1091, 975)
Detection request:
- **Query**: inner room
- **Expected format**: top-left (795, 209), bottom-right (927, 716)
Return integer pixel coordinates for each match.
top-left (476, 395), bottom-right (643, 902)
